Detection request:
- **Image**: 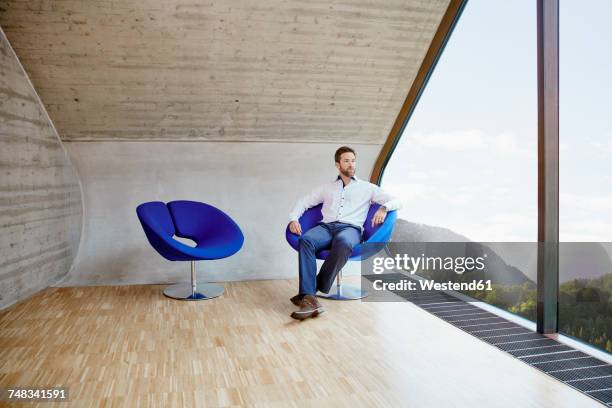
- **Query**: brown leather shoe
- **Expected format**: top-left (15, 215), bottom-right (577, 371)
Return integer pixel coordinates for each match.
top-left (290, 295), bottom-right (325, 320)
top-left (290, 294), bottom-right (305, 306)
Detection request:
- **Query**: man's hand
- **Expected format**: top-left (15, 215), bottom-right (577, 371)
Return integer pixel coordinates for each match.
top-left (372, 207), bottom-right (387, 226)
top-left (289, 220), bottom-right (302, 236)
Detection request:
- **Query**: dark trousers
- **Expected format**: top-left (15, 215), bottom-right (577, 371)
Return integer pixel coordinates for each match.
top-left (298, 222), bottom-right (362, 295)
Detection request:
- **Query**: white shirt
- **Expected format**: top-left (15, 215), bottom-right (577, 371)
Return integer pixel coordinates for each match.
top-left (289, 175), bottom-right (402, 230)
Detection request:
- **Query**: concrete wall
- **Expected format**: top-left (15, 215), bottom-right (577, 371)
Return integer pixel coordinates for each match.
top-left (0, 1), bottom-right (448, 289)
top-left (0, 28), bottom-right (82, 308)
top-left (61, 142), bottom-right (377, 286)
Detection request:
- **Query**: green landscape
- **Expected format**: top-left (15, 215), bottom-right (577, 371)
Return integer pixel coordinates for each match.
top-left (464, 273), bottom-right (612, 353)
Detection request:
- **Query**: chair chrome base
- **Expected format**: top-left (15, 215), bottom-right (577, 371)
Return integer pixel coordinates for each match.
top-left (318, 284), bottom-right (368, 300)
top-left (163, 260), bottom-right (224, 301)
top-left (316, 270), bottom-right (369, 300)
top-left (163, 282), bottom-right (225, 300)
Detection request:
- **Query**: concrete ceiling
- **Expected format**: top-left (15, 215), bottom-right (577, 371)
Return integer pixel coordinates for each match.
top-left (0, 0), bottom-right (449, 143)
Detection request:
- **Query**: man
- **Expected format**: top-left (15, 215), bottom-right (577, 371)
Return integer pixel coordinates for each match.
top-left (288, 146), bottom-right (402, 320)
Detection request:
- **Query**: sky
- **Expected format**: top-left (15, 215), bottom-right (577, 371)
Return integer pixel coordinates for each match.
top-left (381, 0), bottom-right (612, 243)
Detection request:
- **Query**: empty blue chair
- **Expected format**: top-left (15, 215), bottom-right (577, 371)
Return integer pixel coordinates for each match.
top-left (137, 200), bottom-right (244, 300)
top-left (285, 203), bottom-right (397, 300)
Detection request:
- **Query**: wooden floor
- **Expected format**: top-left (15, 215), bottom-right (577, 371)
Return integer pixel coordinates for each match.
top-left (0, 278), bottom-right (603, 407)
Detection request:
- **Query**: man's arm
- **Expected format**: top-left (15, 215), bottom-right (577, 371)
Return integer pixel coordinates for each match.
top-left (371, 184), bottom-right (403, 211)
top-left (370, 185), bottom-right (403, 226)
top-left (288, 185), bottom-right (325, 234)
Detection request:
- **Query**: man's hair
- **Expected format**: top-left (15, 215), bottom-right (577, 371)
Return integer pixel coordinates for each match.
top-left (334, 146), bottom-right (356, 163)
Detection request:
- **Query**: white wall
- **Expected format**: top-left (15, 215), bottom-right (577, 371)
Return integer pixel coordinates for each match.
top-left (61, 141), bottom-right (379, 286)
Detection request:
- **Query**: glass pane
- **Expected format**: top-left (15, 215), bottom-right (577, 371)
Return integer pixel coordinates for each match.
top-left (559, 0), bottom-right (612, 353)
top-left (380, 0), bottom-right (538, 321)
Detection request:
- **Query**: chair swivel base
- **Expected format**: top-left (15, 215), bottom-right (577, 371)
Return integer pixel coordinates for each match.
top-left (317, 284), bottom-right (369, 300)
top-left (163, 282), bottom-right (224, 300)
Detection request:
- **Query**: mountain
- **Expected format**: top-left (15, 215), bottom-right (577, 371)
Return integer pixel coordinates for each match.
top-left (559, 243), bottom-right (612, 282)
top-left (388, 219), bottom-right (534, 286)
top-left (391, 219), bottom-right (471, 242)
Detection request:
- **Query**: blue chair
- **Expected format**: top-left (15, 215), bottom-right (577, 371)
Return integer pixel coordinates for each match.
top-left (286, 203), bottom-right (397, 300)
top-left (137, 200), bottom-right (244, 300)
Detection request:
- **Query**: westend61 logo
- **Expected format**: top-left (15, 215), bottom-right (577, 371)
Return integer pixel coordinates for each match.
top-left (372, 253), bottom-right (487, 275)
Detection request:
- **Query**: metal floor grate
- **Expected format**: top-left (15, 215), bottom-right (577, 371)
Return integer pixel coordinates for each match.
top-left (364, 273), bottom-right (612, 406)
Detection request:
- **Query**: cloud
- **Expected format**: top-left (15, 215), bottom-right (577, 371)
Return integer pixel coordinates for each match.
top-left (397, 128), bottom-right (536, 158)
top-left (560, 193), bottom-right (612, 212)
top-left (409, 129), bottom-right (486, 150)
top-left (559, 219), bottom-right (612, 242)
top-left (587, 138), bottom-right (612, 153)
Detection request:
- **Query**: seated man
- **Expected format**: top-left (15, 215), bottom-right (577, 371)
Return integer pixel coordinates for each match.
top-left (288, 146), bottom-right (402, 320)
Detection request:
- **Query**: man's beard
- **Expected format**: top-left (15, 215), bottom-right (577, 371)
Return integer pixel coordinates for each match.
top-left (340, 168), bottom-right (355, 177)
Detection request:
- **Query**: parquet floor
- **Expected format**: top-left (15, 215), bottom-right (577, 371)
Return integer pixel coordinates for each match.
top-left (0, 278), bottom-right (602, 407)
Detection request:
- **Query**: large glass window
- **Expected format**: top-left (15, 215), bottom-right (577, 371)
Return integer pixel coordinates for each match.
top-left (380, 0), bottom-right (538, 321)
top-left (559, 0), bottom-right (612, 353)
